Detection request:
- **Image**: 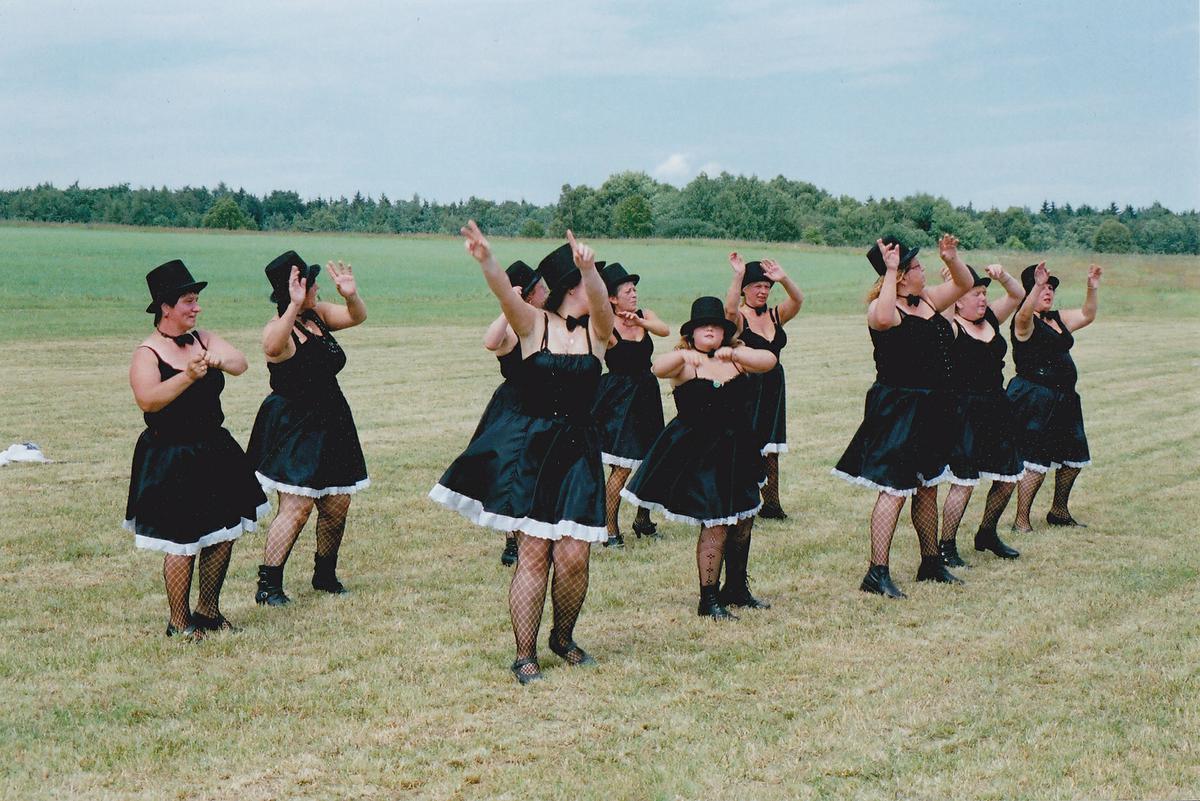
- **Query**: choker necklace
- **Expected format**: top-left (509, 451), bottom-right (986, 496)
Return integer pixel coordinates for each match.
top-left (966, 313), bottom-right (987, 325)
top-left (157, 327), bottom-right (194, 347)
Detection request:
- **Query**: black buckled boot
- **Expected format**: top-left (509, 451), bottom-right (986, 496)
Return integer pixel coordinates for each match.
top-left (697, 585), bottom-right (738, 620)
top-left (974, 526), bottom-right (1020, 559)
top-left (859, 564), bottom-right (906, 598)
top-left (255, 564), bottom-right (290, 606)
top-left (500, 535), bottom-right (518, 566)
top-left (916, 555), bottom-right (964, 584)
top-left (312, 553), bottom-right (348, 594)
top-left (939, 538), bottom-right (967, 567)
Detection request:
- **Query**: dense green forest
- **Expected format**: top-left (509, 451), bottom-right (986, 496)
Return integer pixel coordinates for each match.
top-left (2, 172), bottom-right (1196, 254)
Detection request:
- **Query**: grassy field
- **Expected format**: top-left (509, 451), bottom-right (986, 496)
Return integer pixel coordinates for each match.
top-left (1, 224), bottom-right (1198, 800)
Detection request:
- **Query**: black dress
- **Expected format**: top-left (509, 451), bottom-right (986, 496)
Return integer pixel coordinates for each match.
top-left (593, 312), bottom-right (665, 469)
top-left (945, 309), bottom-right (1025, 485)
top-left (472, 346), bottom-right (525, 439)
top-left (833, 301), bottom-right (956, 495)
top-left (124, 343), bottom-right (269, 555)
top-left (739, 308), bottom-right (788, 454)
top-left (622, 369), bottom-right (765, 526)
top-left (1006, 310), bottom-right (1091, 473)
top-left (246, 311), bottom-right (369, 497)
top-left (430, 315), bottom-right (608, 542)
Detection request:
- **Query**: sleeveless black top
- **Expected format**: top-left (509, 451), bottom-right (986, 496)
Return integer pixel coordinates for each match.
top-left (951, 308), bottom-right (1007, 393)
top-left (605, 310), bottom-right (654, 375)
top-left (517, 313), bottom-right (603, 423)
top-left (1012, 310), bottom-right (1078, 391)
top-left (267, 310), bottom-right (347, 397)
top-left (869, 300), bottom-right (954, 390)
top-left (498, 343), bottom-right (524, 381)
top-left (141, 337), bottom-right (225, 438)
top-left (740, 307), bottom-right (787, 357)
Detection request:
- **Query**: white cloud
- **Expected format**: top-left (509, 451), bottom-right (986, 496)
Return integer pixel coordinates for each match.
top-left (653, 153), bottom-right (693, 183)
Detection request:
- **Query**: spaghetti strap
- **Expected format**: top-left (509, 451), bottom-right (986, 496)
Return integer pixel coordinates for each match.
top-left (583, 317), bottom-right (592, 352)
top-left (540, 313), bottom-right (550, 352)
top-left (138, 344), bottom-right (165, 362)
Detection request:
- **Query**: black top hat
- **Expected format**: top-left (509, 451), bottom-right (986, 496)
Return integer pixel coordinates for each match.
top-left (601, 262), bottom-right (640, 294)
top-left (145, 259), bottom-right (207, 313)
top-left (1020, 264), bottom-right (1060, 294)
top-left (537, 243), bottom-right (582, 294)
top-left (505, 260), bottom-right (542, 295)
top-left (680, 296), bottom-right (738, 340)
top-left (741, 261), bottom-right (774, 289)
top-left (966, 265), bottom-right (991, 288)
top-left (265, 250), bottom-right (321, 304)
top-left (866, 236), bottom-right (920, 276)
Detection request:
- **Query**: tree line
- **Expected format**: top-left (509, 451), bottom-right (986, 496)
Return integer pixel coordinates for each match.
top-left (2, 173), bottom-right (1197, 254)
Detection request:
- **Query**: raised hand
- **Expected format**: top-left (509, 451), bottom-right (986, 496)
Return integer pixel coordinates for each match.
top-left (288, 266), bottom-right (307, 306)
top-left (1087, 264), bottom-right (1103, 288)
top-left (877, 239), bottom-right (900, 271)
top-left (681, 350), bottom-right (705, 368)
top-left (985, 264), bottom-right (1005, 281)
top-left (185, 353), bottom-right (208, 381)
top-left (713, 346), bottom-right (735, 362)
top-left (761, 258), bottom-right (786, 282)
top-left (940, 264), bottom-right (952, 283)
top-left (938, 233), bottom-right (960, 263)
top-left (326, 260), bottom-right (357, 298)
top-left (1033, 261), bottom-right (1049, 287)
top-left (729, 251), bottom-right (746, 275)
top-left (618, 310), bottom-right (642, 325)
top-left (202, 350), bottom-right (224, 372)
top-left (566, 229), bottom-right (596, 271)
top-left (461, 219), bottom-right (492, 264)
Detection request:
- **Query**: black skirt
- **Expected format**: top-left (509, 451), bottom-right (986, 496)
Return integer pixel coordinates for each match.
top-left (593, 371), bottom-right (665, 469)
top-left (125, 427), bottom-right (269, 555)
top-left (832, 382), bottom-right (954, 496)
top-left (749, 364), bottom-right (787, 454)
top-left (945, 389), bottom-right (1026, 484)
top-left (1006, 377), bottom-right (1091, 472)
top-left (247, 389), bottom-right (369, 497)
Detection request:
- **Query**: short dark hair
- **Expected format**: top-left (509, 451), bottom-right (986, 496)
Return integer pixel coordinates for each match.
top-left (152, 290), bottom-right (187, 326)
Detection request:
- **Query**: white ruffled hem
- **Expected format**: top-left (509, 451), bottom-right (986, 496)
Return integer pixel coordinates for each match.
top-left (978, 470), bottom-right (1024, 483)
top-left (831, 467), bottom-right (952, 497)
top-left (944, 472), bottom-right (981, 487)
top-left (760, 443), bottom-right (788, 455)
top-left (601, 453), bottom-right (642, 470)
top-left (125, 500), bottom-right (271, 556)
top-left (428, 484), bottom-right (608, 543)
top-left (1023, 459), bottom-right (1091, 475)
top-left (257, 472), bottom-right (370, 498)
top-left (619, 488), bottom-right (762, 527)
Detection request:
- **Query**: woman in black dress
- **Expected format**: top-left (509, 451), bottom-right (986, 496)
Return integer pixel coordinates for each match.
top-left (983, 262), bottom-right (1102, 535)
top-left (936, 263), bottom-right (1026, 566)
top-left (622, 297), bottom-right (777, 620)
top-left (723, 255), bottom-right (804, 518)
top-left (593, 262), bottom-right (669, 549)
top-left (430, 223), bottom-right (613, 684)
top-left (479, 260), bottom-right (547, 566)
top-left (126, 260), bottom-right (268, 639)
top-left (832, 235), bottom-right (974, 598)
top-left (247, 250), bottom-right (369, 607)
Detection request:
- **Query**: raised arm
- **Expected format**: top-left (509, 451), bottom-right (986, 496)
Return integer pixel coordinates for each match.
top-left (315, 260), bottom-right (367, 331)
top-left (197, 332), bottom-right (248, 376)
top-left (926, 234), bottom-right (973, 311)
top-left (483, 309), bottom-right (514, 351)
top-left (868, 240), bottom-right (902, 331)
top-left (1059, 264), bottom-right (1102, 332)
top-left (985, 264), bottom-right (1026, 323)
top-left (715, 345), bottom-right (778, 374)
top-left (262, 266), bottom-right (305, 363)
top-left (569, 229), bottom-right (614, 348)
top-left (463, 219), bottom-right (537, 337)
top-left (761, 259), bottom-right (804, 323)
top-left (1012, 262), bottom-right (1048, 342)
top-left (130, 347), bottom-right (208, 413)
top-left (724, 252), bottom-right (747, 322)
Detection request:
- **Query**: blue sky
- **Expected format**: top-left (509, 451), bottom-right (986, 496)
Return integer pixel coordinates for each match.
top-left (2, 0), bottom-right (1196, 210)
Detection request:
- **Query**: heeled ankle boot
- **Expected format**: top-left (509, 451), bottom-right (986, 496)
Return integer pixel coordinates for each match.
top-left (500, 536), bottom-right (518, 566)
top-left (939, 538), bottom-right (967, 567)
top-left (859, 564), bottom-right (906, 598)
top-left (916, 555), bottom-right (964, 584)
top-left (697, 585), bottom-right (738, 620)
top-left (974, 526), bottom-right (1020, 558)
top-left (312, 553), bottom-right (348, 594)
top-left (255, 564), bottom-right (290, 606)
top-left (718, 533), bottom-right (771, 609)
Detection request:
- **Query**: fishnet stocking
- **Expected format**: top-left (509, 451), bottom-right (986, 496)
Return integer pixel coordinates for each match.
top-left (761, 453), bottom-right (781, 506)
top-left (605, 466), bottom-right (631, 537)
top-left (697, 525), bottom-right (728, 587)
top-left (163, 554), bottom-right (195, 630)
top-left (940, 484), bottom-right (974, 544)
top-left (910, 486), bottom-right (940, 557)
top-left (978, 480), bottom-right (1016, 532)
top-left (1014, 470), bottom-right (1047, 531)
top-left (194, 541), bottom-right (233, 618)
top-left (263, 493), bottom-right (314, 567)
top-left (509, 533), bottom-right (552, 676)
top-left (1049, 466), bottom-right (1082, 518)
top-left (869, 493), bottom-right (905, 566)
top-left (314, 494), bottom-right (351, 557)
top-left (549, 537), bottom-right (591, 660)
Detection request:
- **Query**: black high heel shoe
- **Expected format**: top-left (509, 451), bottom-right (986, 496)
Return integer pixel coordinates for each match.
top-left (632, 516), bottom-right (660, 540)
top-left (510, 657), bottom-right (544, 685)
top-left (1046, 511), bottom-right (1087, 527)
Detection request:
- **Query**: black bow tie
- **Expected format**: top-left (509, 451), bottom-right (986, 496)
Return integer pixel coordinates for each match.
top-left (566, 314), bottom-right (589, 332)
top-left (752, 305), bottom-right (768, 316)
top-left (905, 294), bottom-right (921, 308)
top-left (698, 348), bottom-right (717, 358)
top-left (157, 328), bottom-right (194, 346)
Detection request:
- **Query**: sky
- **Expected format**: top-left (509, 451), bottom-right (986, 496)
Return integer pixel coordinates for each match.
top-left (2, 0), bottom-right (1197, 211)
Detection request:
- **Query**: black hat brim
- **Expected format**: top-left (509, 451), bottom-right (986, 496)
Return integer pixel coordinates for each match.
top-left (680, 316), bottom-right (737, 339)
top-left (605, 274), bottom-right (640, 294)
top-left (146, 280), bottom-right (207, 313)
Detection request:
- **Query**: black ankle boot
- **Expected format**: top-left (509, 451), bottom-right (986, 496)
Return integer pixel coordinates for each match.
top-left (758, 502), bottom-right (788, 520)
top-left (255, 564), bottom-right (290, 606)
top-left (1046, 511), bottom-right (1087, 527)
top-left (859, 564), bottom-right (906, 598)
top-left (916, 555), bottom-right (964, 584)
top-left (939, 538), bottom-right (967, 567)
top-left (500, 536), bottom-right (518, 566)
top-left (632, 515), bottom-right (660, 540)
top-left (603, 532), bottom-right (625, 549)
top-left (718, 533), bottom-right (771, 609)
top-left (312, 553), bottom-right (348, 594)
top-left (974, 526), bottom-right (1020, 558)
top-left (697, 586), bottom-right (738, 620)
